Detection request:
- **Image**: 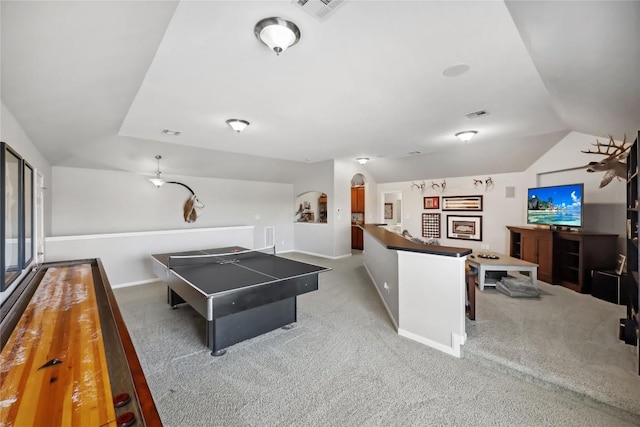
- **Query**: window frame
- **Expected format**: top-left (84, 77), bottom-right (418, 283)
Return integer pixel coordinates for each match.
top-left (1, 142), bottom-right (31, 292)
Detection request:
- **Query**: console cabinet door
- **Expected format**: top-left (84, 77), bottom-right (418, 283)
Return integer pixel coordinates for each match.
top-left (521, 230), bottom-right (553, 283)
top-left (535, 233), bottom-right (553, 283)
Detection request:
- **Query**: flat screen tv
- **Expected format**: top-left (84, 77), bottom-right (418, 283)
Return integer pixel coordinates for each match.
top-left (527, 183), bottom-right (583, 228)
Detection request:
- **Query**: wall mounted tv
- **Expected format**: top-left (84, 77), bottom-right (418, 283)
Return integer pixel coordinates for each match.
top-left (527, 183), bottom-right (584, 228)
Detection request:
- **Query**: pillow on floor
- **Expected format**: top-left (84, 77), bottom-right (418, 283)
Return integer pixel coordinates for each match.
top-left (496, 276), bottom-right (540, 298)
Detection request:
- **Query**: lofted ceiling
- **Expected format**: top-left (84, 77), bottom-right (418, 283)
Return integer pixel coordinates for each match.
top-left (1, 0), bottom-right (638, 184)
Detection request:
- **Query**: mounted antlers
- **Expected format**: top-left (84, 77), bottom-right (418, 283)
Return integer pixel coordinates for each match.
top-left (473, 177), bottom-right (493, 191)
top-left (411, 181), bottom-right (426, 191)
top-left (166, 181), bottom-right (205, 223)
top-left (431, 180), bottom-right (446, 192)
top-left (581, 134), bottom-right (630, 188)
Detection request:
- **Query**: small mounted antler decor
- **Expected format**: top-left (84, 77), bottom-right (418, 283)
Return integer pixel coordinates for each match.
top-left (411, 181), bottom-right (426, 192)
top-left (473, 177), bottom-right (494, 191)
top-left (431, 179), bottom-right (446, 192)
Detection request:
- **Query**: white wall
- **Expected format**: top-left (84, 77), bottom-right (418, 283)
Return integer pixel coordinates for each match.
top-left (525, 131), bottom-right (625, 204)
top-left (526, 131), bottom-right (627, 251)
top-left (51, 167), bottom-right (295, 251)
top-left (45, 226), bottom-right (254, 286)
top-left (372, 132), bottom-right (629, 255)
top-left (377, 172), bottom-right (526, 254)
top-left (334, 159), bottom-right (378, 257)
top-left (292, 160), bottom-right (336, 257)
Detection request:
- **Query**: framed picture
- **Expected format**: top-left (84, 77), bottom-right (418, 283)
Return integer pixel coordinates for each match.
top-left (422, 213), bottom-right (441, 238)
top-left (442, 195), bottom-right (483, 211)
top-left (423, 196), bottom-right (439, 210)
top-left (446, 215), bottom-right (482, 241)
top-left (615, 254), bottom-right (626, 275)
top-left (384, 203), bottom-right (393, 219)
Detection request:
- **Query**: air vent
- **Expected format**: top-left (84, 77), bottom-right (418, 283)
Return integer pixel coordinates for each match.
top-left (265, 227), bottom-right (275, 247)
top-left (465, 110), bottom-right (489, 119)
top-left (294, 0), bottom-right (346, 20)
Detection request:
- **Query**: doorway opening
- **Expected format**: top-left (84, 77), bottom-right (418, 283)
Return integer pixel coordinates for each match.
top-left (381, 191), bottom-right (402, 232)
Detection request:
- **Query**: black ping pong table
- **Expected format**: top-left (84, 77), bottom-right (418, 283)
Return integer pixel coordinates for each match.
top-left (151, 246), bottom-right (330, 356)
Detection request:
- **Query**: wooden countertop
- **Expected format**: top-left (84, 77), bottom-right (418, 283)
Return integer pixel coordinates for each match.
top-left (361, 224), bottom-right (472, 258)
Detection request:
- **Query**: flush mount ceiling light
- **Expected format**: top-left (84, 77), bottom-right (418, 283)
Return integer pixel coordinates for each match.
top-left (455, 131), bottom-right (478, 142)
top-left (149, 155), bottom-right (166, 187)
top-left (226, 119), bottom-right (250, 133)
top-left (357, 157), bottom-right (370, 165)
top-left (254, 17), bottom-right (301, 55)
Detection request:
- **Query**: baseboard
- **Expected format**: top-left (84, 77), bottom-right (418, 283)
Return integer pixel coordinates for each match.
top-left (111, 278), bottom-right (159, 289)
top-left (398, 328), bottom-right (462, 358)
top-left (293, 250), bottom-right (352, 260)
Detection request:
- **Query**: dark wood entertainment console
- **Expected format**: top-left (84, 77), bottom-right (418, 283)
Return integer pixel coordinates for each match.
top-left (507, 226), bottom-right (617, 293)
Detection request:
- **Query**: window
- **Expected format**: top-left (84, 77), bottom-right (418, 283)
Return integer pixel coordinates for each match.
top-left (1, 142), bottom-right (33, 291)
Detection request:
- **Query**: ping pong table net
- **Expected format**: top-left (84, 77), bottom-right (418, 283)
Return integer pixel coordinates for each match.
top-left (166, 246), bottom-right (276, 269)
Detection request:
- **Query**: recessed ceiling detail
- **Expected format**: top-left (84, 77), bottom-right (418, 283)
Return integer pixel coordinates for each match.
top-left (162, 129), bottom-right (181, 136)
top-left (443, 64), bottom-right (470, 77)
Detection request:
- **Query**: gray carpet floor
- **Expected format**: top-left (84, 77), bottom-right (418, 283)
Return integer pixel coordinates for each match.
top-left (114, 252), bottom-right (640, 426)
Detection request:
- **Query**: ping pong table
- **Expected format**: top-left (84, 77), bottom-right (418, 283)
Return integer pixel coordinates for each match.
top-left (151, 246), bottom-right (330, 356)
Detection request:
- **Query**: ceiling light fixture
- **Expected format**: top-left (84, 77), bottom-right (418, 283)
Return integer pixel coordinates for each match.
top-left (357, 158), bottom-right (369, 165)
top-left (149, 155), bottom-right (166, 187)
top-left (455, 131), bottom-right (478, 142)
top-left (254, 17), bottom-right (301, 56)
top-left (226, 119), bottom-right (250, 133)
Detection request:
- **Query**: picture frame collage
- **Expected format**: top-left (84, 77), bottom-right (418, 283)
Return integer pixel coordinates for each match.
top-left (422, 195), bottom-right (483, 241)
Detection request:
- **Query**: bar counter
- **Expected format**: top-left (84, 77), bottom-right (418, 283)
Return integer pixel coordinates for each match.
top-left (360, 224), bottom-right (472, 357)
top-left (360, 224), bottom-right (472, 257)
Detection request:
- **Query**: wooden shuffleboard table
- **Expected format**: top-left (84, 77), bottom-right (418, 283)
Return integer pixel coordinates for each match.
top-left (0, 259), bottom-right (161, 427)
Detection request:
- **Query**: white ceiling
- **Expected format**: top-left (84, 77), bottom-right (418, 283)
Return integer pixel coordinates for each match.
top-left (2, 1), bottom-right (639, 183)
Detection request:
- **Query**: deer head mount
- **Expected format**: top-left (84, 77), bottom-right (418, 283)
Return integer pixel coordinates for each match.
top-left (166, 181), bottom-right (205, 223)
top-left (473, 177), bottom-right (494, 191)
top-left (581, 134), bottom-right (630, 188)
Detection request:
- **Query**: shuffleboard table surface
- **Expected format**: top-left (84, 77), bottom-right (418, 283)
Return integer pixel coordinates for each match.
top-left (0, 264), bottom-right (116, 426)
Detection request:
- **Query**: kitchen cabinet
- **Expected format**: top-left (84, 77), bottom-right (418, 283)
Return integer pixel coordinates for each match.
top-left (351, 187), bottom-right (364, 213)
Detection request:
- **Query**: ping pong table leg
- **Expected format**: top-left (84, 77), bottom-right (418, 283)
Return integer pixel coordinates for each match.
top-left (167, 287), bottom-right (185, 308)
top-left (206, 320), bottom-right (227, 356)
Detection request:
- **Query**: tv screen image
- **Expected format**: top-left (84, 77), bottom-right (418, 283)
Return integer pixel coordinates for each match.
top-left (527, 183), bottom-right (584, 228)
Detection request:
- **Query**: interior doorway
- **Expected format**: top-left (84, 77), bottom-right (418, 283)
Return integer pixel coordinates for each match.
top-left (350, 174), bottom-right (366, 250)
top-left (381, 191), bottom-right (402, 231)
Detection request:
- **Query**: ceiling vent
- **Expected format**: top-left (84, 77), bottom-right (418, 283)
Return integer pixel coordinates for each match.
top-left (465, 110), bottom-right (489, 119)
top-left (294, 0), bottom-right (346, 20)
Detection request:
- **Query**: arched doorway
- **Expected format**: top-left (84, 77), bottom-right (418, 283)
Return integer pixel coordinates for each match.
top-left (351, 174), bottom-right (366, 250)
